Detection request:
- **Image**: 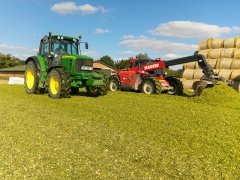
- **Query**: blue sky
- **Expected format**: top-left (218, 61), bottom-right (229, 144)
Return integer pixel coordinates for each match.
top-left (0, 0), bottom-right (240, 62)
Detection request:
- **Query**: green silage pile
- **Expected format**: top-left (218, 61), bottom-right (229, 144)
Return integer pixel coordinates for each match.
top-left (192, 83), bottom-right (240, 109)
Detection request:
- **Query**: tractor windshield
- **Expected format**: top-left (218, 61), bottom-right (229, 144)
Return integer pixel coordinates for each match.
top-left (53, 39), bottom-right (78, 56)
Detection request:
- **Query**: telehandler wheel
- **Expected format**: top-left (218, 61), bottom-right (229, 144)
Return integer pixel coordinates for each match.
top-left (86, 86), bottom-right (100, 97)
top-left (24, 61), bottom-right (41, 94)
top-left (108, 76), bottom-right (120, 91)
top-left (141, 77), bottom-right (161, 95)
top-left (47, 68), bottom-right (71, 99)
top-left (165, 76), bottom-right (183, 95)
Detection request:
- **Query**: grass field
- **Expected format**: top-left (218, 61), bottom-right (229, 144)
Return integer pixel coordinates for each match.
top-left (0, 85), bottom-right (240, 179)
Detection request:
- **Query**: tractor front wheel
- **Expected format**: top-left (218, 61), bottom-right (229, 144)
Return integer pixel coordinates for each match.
top-left (165, 76), bottom-right (183, 95)
top-left (47, 68), bottom-right (71, 99)
top-left (141, 77), bottom-right (162, 95)
top-left (24, 61), bottom-right (40, 94)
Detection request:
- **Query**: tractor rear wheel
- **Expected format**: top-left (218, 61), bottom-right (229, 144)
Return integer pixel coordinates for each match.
top-left (24, 61), bottom-right (42, 94)
top-left (165, 76), bottom-right (183, 95)
top-left (47, 68), bottom-right (71, 98)
top-left (108, 76), bottom-right (120, 91)
top-left (141, 77), bottom-right (162, 95)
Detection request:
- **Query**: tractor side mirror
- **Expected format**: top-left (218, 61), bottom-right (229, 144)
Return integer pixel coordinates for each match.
top-left (85, 42), bottom-right (89, 49)
top-left (43, 36), bottom-right (48, 43)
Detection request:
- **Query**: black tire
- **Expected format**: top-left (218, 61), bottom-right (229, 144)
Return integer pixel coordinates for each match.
top-left (71, 87), bottom-right (79, 95)
top-left (141, 77), bottom-right (162, 95)
top-left (24, 61), bottom-right (40, 94)
top-left (108, 76), bottom-right (120, 91)
top-left (165, 76), bottom-right (183, 95)
top-left (86, 86), bottom-right (100, 97)
top-left (99, 80), bottom-right (108, 96)
top-left (47, 68), bottom-right (71, 99)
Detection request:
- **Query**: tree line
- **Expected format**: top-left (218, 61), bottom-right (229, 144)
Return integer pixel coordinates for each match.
top-left (0, 53), bottom-right (24, 69)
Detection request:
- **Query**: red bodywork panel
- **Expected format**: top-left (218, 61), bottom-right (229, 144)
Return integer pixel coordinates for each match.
top-left (116, 59), bottom-right (171, 90)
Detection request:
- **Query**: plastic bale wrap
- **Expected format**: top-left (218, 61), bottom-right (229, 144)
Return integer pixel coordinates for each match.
top-left (182, 69), bottom-right (195, 80)
top-left (224, 38), bottom-right (236, 48)
top-left (198, 49), bottom-right (209, 58)
top-left (230, 70), bottom-right (240, 80)
top-left (219, 58), bottom-right (233, 69)
top-left (181, 79), bottom-right (195, 90)
top-left (210, 39), bottom-right (224, 49)
top-left (221, 48), bottom-right (235, 58)
top-left (199, 38), bottom-right (213, 50)
top-left (207, 58), bottom-right (218, 69)
top-left (218, 69), bottom-right (232, 80)
top-left (231, 60), bottom-right (240, 69)
top-left (234, 48), bottom-right (240, 59)
top-left (232, 81), bottom-right (240, 92)
top-left (194, 69), bottom-right (204, 79)
top-left (209, 49), bottom-right (222, 59)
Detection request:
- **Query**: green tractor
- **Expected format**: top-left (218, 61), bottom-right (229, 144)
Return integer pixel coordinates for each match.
top-left (24, 32), bottom-right (107, 98)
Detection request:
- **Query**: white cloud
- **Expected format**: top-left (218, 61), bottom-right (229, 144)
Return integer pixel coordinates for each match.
top-left (117, 50), bottom-right (140, 55)
top-left (120, 35), bottom-right (198, 54)
top-left (51, 2), bottom-right (108, 15)
top-left (0, 44), bottom-right (38, 54)
top-left (163, 54), bottom-right (181, 59)
top-left (95, 28), bottom-right (111, 34)
top-left (51, 2), bottom-right (78, 14)
top-left (0, 44), bottom-right (38, 60)
top-left (150, 21), bottom-right (239, 38)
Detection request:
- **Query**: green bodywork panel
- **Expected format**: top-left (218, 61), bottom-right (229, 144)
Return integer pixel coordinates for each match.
top-left (35, 54), bottom-right (105, 88)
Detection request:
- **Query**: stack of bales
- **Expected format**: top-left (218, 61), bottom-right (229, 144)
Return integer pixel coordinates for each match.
top-left (181, 37), bottom-right (240, 92)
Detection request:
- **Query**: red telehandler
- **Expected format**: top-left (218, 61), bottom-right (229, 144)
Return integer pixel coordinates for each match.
top-left (108, 53), bottom-right (223, 96)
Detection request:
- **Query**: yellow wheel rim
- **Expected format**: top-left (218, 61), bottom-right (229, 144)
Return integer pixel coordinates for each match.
top-left (50, 76), bottom-right (59, 95)
top-left (26, 67), bottom-right (34, 89)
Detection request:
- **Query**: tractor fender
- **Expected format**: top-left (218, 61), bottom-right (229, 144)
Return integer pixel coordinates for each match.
top-left (26, 56), bottom-right (41, 71)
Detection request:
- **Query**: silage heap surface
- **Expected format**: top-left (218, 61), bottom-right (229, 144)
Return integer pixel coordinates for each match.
top-left (192, 83), bottom-right (240, 110)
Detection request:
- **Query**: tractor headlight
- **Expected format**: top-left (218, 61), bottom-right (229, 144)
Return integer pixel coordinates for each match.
top-left (81, 66), bottom-right (93, 71)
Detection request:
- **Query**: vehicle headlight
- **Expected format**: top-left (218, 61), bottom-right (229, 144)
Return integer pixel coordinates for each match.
top-left (81, 66), bottom-right (93, 71)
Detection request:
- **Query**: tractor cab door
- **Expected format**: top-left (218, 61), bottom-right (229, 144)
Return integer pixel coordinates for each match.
top-left (39, 38), bottom-right (54, 68)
